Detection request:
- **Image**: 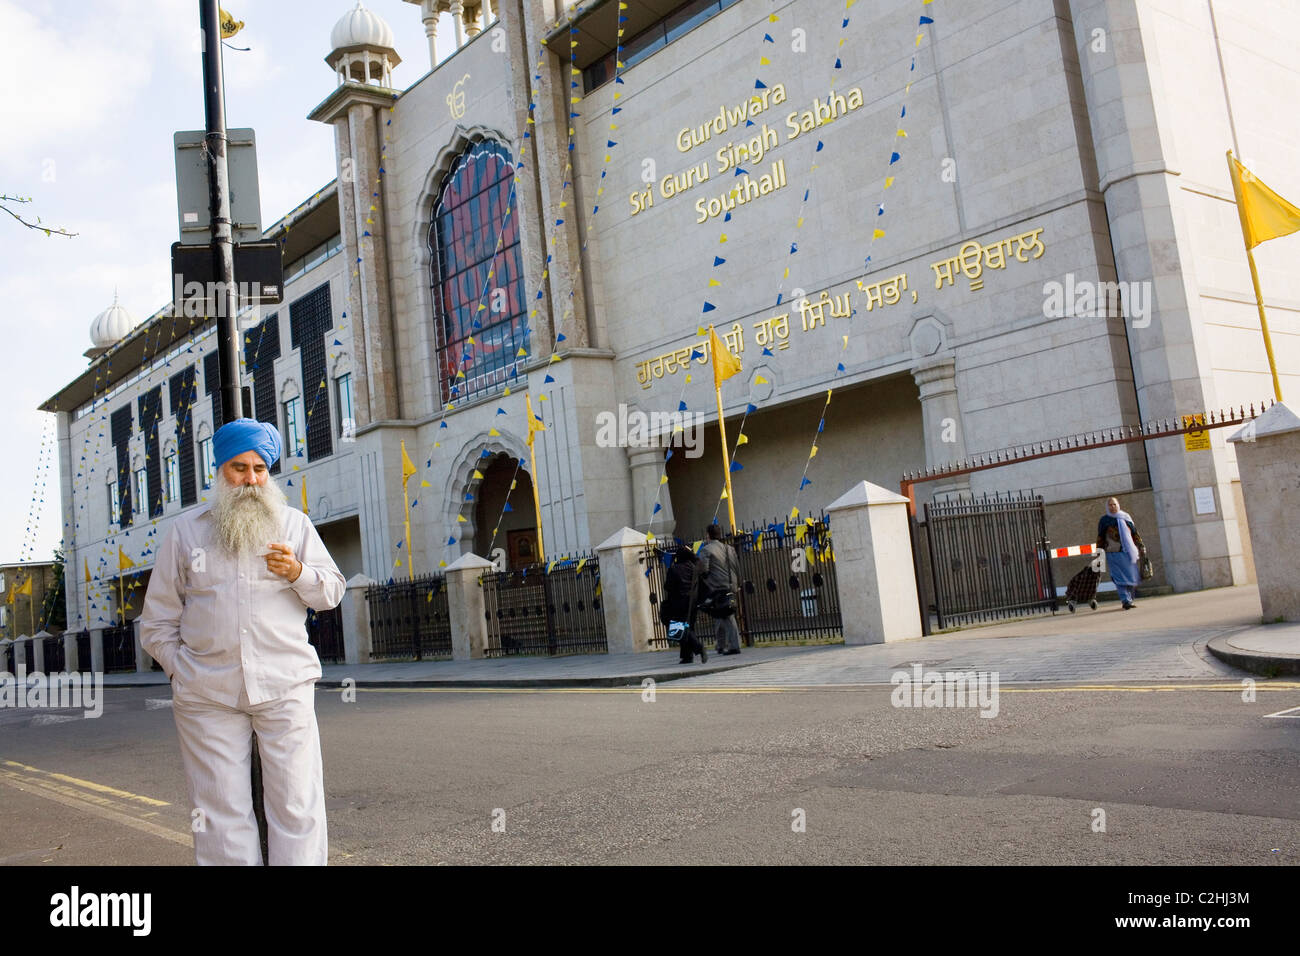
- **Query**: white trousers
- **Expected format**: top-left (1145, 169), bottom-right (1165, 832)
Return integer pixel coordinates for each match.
top-left (172, 680), bottom-right (328, 866)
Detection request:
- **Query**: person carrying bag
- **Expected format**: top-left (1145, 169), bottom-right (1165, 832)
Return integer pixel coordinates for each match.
top-left (697, 523), bottom-right (742, 655)
top-left (660, 545), bottom-right (706, 664)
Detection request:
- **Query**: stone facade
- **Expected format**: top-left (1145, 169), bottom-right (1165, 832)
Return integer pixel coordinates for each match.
top-left (44, 0), bottom-right (1300, 618)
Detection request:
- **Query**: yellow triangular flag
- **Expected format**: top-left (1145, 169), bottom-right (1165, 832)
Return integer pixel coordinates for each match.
top-left (526, 393), bottom-right (546, 448)
top-left (659, 474), bottom-right (668, 484)
top-left (219, 6), bottom-right (243, 39)
top-left (472, 470), bottom-right (484, 480)
top-left (400, 439), bottom-right (417, 483)
top-left (118, 547), bottom-right (135, 571)
top-left (1229, 152), bottom-right (1300, 249)
top-left (736, 434), bottom-right (748, 446)
top-left (754, 375), bottom-right (768, 385)
top-left (84, 559), bottom-right (91, 584)
top-left (457, 515), bottom-right (467, 523)
top-left (708, 325), bottom-right (741, 389)
top-left (16, 577), bottom-right (32, 596)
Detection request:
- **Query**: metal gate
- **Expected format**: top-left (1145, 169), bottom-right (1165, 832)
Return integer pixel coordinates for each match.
top-left (305, 606), bottom-right (345, 664)
top-left (365, 574), bottom-right (453, 661)
top-left (482, 554), bottom-right (606, 657)
top-left (924, 492), bottom-right (1057, 628)
top-left (644, 515), bottom-right (842, 649)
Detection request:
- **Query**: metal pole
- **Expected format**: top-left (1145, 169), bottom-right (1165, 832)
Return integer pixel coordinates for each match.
top-left (200, 0), bottom-right (265, 864)
top-left (201, 0), bottom-right (243, 422)
top-left (714, 384), bottom-right (737, 533)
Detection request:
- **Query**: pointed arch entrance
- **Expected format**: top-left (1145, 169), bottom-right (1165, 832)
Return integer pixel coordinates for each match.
top-left (473, 452), bottom-right (538, 568)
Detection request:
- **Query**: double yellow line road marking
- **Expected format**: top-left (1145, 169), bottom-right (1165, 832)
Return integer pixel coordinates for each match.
top-left (0, 759), bottom-right (191, 847)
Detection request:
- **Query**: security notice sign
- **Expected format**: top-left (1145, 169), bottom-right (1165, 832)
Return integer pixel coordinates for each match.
top-left (1183, 414), bottom-right (1211, 451)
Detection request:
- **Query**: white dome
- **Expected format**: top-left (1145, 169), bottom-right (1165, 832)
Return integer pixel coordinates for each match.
top-left (330, 2), bottom-right (396, 53)
top-left (89, 297), bottom-right (139, 349)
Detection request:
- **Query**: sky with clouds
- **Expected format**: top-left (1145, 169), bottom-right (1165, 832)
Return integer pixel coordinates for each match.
top-left (0, 0), bottom-right (454, 565)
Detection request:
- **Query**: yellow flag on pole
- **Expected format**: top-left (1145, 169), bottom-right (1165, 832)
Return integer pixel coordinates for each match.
top-left (1229, 153), bottom-right (1300, 249)
top-left (708, 325), bottom-right (741, 390)
top-left (219, 7), bottom-right (244, 38)
top-left (84, 559), bottom-right (91, 584)
top-left (526, 394), bottom-right (546, 448)
top-left (400, 440), bottom-right (417, 484)
top-left (301, 477), bottom-right (309, 516)
top-left (118, 547), bottom-right (135, 571)
top-left (16, 577), bottom-right (32, 596)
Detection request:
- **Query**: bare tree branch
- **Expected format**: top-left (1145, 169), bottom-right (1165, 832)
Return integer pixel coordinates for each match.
top-left (1, 194), bottom-right (77, 238)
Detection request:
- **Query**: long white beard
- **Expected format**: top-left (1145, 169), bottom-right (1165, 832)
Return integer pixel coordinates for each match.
top-left (212, 472), bottom-right (287, 559)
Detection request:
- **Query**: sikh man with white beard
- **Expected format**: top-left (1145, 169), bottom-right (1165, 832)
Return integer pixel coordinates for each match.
top-left (140, 418), bottom-right (345, 865)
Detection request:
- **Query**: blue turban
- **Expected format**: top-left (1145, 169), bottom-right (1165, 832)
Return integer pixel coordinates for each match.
top-left (213, 418), bottom-right (283, 469)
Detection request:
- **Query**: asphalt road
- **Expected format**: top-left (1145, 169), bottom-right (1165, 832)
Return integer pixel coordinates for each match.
top-left (1, 677), bottom-right (1297, 866)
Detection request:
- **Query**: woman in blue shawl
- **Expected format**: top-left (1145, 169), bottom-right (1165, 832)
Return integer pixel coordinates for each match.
top-left (1096, 496), bottom-right (1147, 609)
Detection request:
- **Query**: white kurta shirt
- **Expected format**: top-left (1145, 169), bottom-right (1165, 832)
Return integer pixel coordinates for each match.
top-left (139, 504), bottom-right (346, 707)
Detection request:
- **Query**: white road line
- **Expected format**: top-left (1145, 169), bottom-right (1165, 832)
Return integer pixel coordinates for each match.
top-left (1263, 705), bottom-right (1300, 718)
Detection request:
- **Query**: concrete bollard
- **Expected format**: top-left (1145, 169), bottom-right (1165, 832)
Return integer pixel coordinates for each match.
top-left (1229, 403), bottom-right (1300, 621)
top-left (64, 633), bottom-right (79, 673)
top-left (134, 618), bottom-right (156, 673)
top-left (826, 481), bottom-right (923, 644)
top-left (596, 527), bottom-right (656, 654)
top-left (446, 553), bottom-right (496, 660)
top-left (342, 573), bottom-right (378, 665)
top-left (30, 632), bottom-right (47, 674)
top-left (89, 628), bottom-right (105, 675)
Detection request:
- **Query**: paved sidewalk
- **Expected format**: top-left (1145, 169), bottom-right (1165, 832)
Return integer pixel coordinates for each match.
top-left (94, 584), bottom-right (1296, 689)
top-left (1207, 623), bottom-right (1300, 676)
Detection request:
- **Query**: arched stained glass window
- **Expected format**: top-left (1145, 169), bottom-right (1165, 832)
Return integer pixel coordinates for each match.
top-left (429, 140), bottom-right (527, 404)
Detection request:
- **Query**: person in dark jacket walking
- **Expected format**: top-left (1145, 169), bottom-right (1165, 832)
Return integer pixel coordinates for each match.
top-left (660, 544), bottom-right (706, 663)
top-left (697, 523), bottom-right (742, 655)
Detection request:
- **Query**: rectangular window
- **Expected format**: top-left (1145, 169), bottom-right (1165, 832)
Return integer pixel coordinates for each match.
top-left (109, 481), bottom-right (122, 524)
top-left (336, 373), bottom-right (354, 440)
top-left (133, 469), bottom-right (147, 515)
top-left (284, 397), bottom-right (306, 459)
top-left (165, 453), bottom-right (180, 504)
top-left (199, 438), bottom-right (216, 490)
